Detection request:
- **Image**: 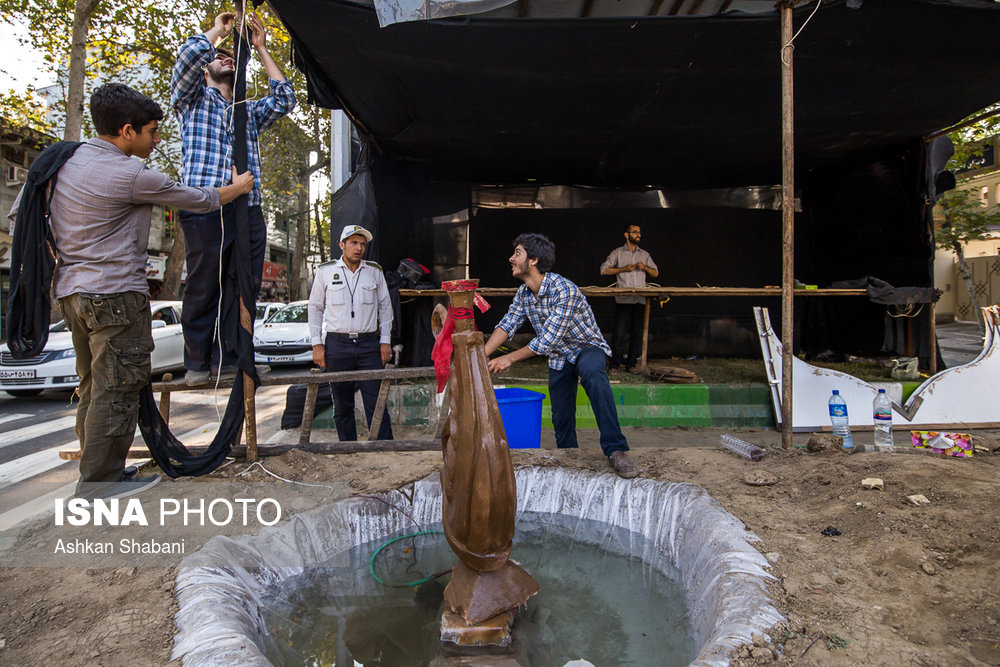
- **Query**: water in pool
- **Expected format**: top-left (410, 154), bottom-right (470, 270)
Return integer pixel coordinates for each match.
top-left (259, 511), bottom-right (696, 666)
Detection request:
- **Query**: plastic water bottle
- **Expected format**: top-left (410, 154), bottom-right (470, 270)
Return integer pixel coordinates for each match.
top-left (873, 389), bottom-right (893, 451)
top-left (720, 434), bottom-right (767, 461)
top-left (828, 390), bottom-right (854, 450)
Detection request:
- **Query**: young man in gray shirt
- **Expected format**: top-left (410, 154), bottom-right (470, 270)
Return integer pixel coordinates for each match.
top-left (600, 223), bottom-right (658, 373)
top-left (8, 83), bottom-right (253, 502)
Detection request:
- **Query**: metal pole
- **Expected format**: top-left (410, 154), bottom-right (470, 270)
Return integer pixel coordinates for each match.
top-left (780, 3), bottom-right (795, 450)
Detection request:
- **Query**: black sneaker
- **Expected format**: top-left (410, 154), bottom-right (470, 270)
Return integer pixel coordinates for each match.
top-left (80, 476), bottom-right (160, 507)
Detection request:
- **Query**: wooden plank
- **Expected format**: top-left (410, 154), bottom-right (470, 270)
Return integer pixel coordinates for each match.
top-left (367, 375), bottom-right (393, 441)
top-left (153, 366), bottom-right (436, 392)
top-left (299, 383), bottom-right (319, 445)
top-left (159, 372), bottom-right (172, 424)
top-left (239, 296), bottom-right (257, 463)
top-left (640, 297), bottom-right (651, 372)
top-left (648, 0), bottom-right (665, 15)
top-left (59, 439), bottom-right (442, 461)
top-left (399, 287), bottom-right (867, 298)
top-left (435, 384), bottom-right (450, 439)
top-left (780, 2), bottom-right (795, 450)
top-left (929, 301), bottom-right (937, 375)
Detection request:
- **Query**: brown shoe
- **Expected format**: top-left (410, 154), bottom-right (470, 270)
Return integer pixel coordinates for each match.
top-left (609, 450), bottom-right (639, 479)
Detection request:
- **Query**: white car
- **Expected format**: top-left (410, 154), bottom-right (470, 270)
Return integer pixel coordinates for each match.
top-left (253, 301), bottom-right (313, 366)
top-left (254, 302), bottom-right (285, 328)
top-left (0, 300), bottom-right (186, 397)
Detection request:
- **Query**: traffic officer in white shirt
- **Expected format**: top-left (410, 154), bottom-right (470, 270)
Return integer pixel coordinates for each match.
top-left (308, 224), bottom-right (394, 441)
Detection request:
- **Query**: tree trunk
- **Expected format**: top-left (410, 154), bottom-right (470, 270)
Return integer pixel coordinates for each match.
top-left (290, 174), bottom-right (310, 299)
top-left (161, 225), bottom-right (186, 300)
top-left (316, 199), bottom-right (326, 263)
top-left (952, 239), bottom-right (986, 337)
top-left (64, 0), bottom-right (100, 141)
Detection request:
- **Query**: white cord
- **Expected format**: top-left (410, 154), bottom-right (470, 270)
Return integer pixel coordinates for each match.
top-left (235, 460), bottom-right (339, 495)
top-left (781, 0), bottom-right (824, 67)
top-left (210, 2), bottom-right (260, 420)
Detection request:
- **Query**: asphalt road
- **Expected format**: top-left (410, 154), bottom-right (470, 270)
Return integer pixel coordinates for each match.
top-left (0, 384), bottom-right (291, 522)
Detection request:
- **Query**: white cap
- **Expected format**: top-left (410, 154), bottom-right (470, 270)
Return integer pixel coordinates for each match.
top-left (339, 224), bottom-right (373, 243)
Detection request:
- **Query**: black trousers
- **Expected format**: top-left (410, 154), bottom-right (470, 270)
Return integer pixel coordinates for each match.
top-left (179, 204), bottom-right (266, 372)
top-left (325, 335), bottom-right (393, 441)
top-left (610, 302), bottom-right (645, 369)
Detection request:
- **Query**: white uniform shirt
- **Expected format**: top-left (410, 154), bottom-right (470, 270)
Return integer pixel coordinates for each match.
top-left (307, 258), bottom-right (393, 345)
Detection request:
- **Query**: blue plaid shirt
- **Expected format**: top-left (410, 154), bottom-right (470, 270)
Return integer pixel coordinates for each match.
top-left (170, 34), bottom-right (296, 207)
top-left (497, 272), bottom-right (612, 370)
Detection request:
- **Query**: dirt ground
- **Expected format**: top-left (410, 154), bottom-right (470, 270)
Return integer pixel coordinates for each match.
top-left (1, 427), bottom-right (999, 666)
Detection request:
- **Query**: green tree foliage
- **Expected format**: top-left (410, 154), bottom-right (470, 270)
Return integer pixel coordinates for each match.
top-left (0, 89), bottom-right (50, 135)
top-left (936, 187), bottom-right (999, 335)
top-left (938, 103), bottom-right (1000, 334)
top-left (1, 1), bottom-right (332, 297)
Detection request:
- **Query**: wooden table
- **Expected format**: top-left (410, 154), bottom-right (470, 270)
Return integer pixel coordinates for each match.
top-left (400, 286), bottom-right (868, 372)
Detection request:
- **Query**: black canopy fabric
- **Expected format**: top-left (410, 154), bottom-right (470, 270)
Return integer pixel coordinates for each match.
top-left (270, 0), bottom-right (1000, 189)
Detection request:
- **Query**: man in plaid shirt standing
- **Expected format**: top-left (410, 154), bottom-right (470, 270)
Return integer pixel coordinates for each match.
top-left (485, 233), bottom-right (639, 478)
top-left (171, 11), bottom-right (296, 385)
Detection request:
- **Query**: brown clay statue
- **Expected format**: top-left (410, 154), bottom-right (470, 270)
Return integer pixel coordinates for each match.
top-left (436, 279), bottom-right (539, 645)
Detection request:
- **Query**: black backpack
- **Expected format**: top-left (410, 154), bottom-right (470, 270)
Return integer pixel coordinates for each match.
top-left (6, 141), bottom-right (83, 359)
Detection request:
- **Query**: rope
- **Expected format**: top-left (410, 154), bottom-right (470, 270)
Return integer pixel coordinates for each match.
top-left (781, 0), bottom-right (824, 67)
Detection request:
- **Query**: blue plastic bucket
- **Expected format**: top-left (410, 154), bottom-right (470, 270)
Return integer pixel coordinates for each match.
top-left (494, 387), bottom-right (545, 449)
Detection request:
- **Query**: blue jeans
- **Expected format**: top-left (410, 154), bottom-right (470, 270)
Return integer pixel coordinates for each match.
top-left (548, 347), bottom-right (629, 457)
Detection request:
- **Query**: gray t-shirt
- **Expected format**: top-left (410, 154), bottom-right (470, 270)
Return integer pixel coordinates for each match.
top-left (600, 244), bottom-right (658, 304)
top-left (8, 138), bottom-right (219, 298)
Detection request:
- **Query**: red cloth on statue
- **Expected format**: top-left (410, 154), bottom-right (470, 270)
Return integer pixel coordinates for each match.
top-left (432, 280), bottom-right (490, 393)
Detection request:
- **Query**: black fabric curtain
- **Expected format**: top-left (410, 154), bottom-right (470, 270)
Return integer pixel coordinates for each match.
top-left (137, 29), bottom-right (260, 478)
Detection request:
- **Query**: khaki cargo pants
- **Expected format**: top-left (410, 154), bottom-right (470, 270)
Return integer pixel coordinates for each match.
top-left (59, 292), bottom-right (153, 498)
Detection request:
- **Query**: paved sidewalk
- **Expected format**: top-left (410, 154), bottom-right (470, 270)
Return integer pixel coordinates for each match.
top-left (937, 320), bottom-right (986, 368)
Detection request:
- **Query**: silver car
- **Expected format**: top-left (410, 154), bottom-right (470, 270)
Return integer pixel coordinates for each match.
top-left (252, 301), bottom-right (313, 366)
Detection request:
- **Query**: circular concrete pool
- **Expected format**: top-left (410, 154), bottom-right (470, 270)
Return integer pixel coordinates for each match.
top-left (172, 467), bottom-right (782, 666)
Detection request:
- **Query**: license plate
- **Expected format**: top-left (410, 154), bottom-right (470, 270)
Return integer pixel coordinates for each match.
top-left (267, 356), bottom-right (295, 363)
top-left (0, 370), bottom-right (37, 379)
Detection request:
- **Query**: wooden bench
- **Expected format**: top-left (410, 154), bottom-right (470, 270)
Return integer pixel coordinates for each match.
top-left (59, 366), bottom-right (444, 461)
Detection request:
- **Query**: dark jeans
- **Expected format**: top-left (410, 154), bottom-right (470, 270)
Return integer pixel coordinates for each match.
top-left (179, 204), bottom-right (266, 372)
top-left (610, 302), bottom-right (644, 369)
top-left (548, 346), bottom-right (628, 457)
top-left (60, 292), bottom-right (152, 498)
top-left (324, 335), bottom-right (393, 441)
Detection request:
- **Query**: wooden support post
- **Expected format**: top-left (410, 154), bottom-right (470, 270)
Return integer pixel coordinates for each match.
top-left (640, 297), bottom-right (651, 373)
top-left (435, 384), bottom-right (450, 440)
top-left (239, 296), bottom-right (258, 462)
top-left (780, 3), bottom-right (795, 450)
top-left (299, 383), bottom-right (319, 445)
top-left (367, 367), bottom-right (393, 441)
top-left (159, 372), bottom-right (172, 424)
top-left (928, 301), bottom-right (937, 375)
